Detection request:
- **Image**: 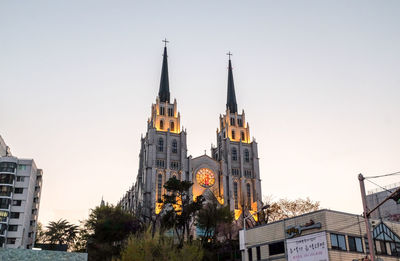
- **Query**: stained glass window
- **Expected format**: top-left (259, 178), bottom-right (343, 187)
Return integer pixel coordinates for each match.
top-left (196, 168), bottom-right (215, 188)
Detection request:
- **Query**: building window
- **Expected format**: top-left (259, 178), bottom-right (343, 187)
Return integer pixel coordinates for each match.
top-left (231, 130), bottom-right (235, 140)
top-left (6, 238), bottom-right (16, 245)
top-left (244, 170), bottom-right (252, 178)
top-left (234, 182), bottom-right (238, 209)
top-left (390, 242), bottom-right (400, 256)
top-left (30, 220), bottom-right (35, 226)
top-left (0, 174), bottom-right (14, 184)
top-left (160, 120), bottom-right (164, 130)
top-left (232, 168), bottom-right (240, 176)
top-left (159, 106), bottom-right (165, 115)
top-left (157, 174), bottom-right (162, 201)
top-left (8, 225), bottom-right (18, 231)
top-left (170, 161), bottom-right (179, 170)
top-left (246, 183), bottom-right (251, 206)
top-left (232, 148), bottom-right (237, 161)
top-left (156, 159), bottom-right (165, 168)
top-left (158, 138), bottom-right (164, 152)
top-left (170, 121), bottom-right (174, 131)
top-left (16, 176), bottom-right (24, 182)
top-left (244, 149), bottom-right (250, 162)
top-left (230, 117), bottom-right (235, 126)
top-left (14, 188), bottom-right (23, 194)
top-left (348, 236), bottom-right (363, 253)
top-left (0, 186), bottom-right (12, 197)
top-left (0, 162), bottom-right (17, 173)
top-left (238, 118), bottom-right (242, 127)
top-left (330, 233), bottom-right (346, 251)
top-left (256, 246), bottom-right (261, 260)
top-left (12, 200), bottom-right (21, 206)
top-left (10, 212), bottom-right (20, 219)
top-left (241, 131), bottom-right (245, 141)
top-left (269, 241), bottom-right (285, 255)
top-left (0, 198), bottom-right (10, 209)
top-left (172, 139), bottom-right (178, 154)
top-left (248, 248), bottom-right (252, 261)
top-left (18, 165), bottom-right (27, 171)
top-left (168, 107), bottom-right (173, 117)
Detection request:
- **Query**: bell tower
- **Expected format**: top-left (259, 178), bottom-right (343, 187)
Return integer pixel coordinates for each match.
top-left (130, 42), bottom-right (189, 220)
top-left (212, 54), bottom-right (262, 221)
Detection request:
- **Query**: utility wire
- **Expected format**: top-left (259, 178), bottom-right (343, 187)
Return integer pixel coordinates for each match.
top-left (366, 179), bottom-right (395, 194)
top-left (365, 171), bottom-right (400, 179)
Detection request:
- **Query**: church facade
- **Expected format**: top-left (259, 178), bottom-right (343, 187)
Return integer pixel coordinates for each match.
top-left (119, 45), bottom-right (262, 224)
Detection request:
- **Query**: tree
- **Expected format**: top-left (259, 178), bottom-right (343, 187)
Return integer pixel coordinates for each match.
top-left (84, 204), bottom-right (142, 261)
top-left (259, 196), bottom-right (320, 224)
top-left (45, 219), bottom-right (79, 249)
top-left (35, 221), bottom-right (46, 244)
top-left (119, 228), bottom-right (203, 261)
top-left (159, 176), bottom-right (204, 247)
top-left (196, 193), bottom-right (234, 245)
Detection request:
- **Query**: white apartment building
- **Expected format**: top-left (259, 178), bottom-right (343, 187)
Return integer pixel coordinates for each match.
top-left (0, 135), bottom-right (43, 249)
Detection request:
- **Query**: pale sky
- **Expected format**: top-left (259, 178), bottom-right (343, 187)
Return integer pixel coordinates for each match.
top-left (1, 1), bottom-right (399, 226)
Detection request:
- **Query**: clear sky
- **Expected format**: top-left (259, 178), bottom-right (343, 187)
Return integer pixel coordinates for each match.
top-left (1, 1), bottom-right (399, 226)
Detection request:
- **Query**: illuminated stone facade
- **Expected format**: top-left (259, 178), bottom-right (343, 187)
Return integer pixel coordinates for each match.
top-left (119, 46), bottom-right (262, 225)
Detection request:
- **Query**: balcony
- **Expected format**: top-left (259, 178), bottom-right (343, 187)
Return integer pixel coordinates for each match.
top-left (0, 160), bottom-right (17, 175)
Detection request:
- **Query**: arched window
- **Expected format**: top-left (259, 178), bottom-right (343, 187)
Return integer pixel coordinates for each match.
top-left (172, 139), bottom-right (178, 154)
top-left (231, 130), bottom-right (235, 140)
top-left (234, 182), bottom-right (238, 209)
top-left (230, 117), bottom-right (235, 126)
top-left (157, 174), bottom-right (163, 201)
top-left (158, 138), bottom-right (164, 152)
top-left (246, 183), bottom-right (251, 206)
top-left (232, 147), bottom-right (237, 161)
top-left (244, 149), bottom-right (250, 162)
top-left (160, 120), bottom-right (164, 130)
top-left (170, 121), bottom-right (175, 132)
top-left (241, 131), bottom-right (245, 141)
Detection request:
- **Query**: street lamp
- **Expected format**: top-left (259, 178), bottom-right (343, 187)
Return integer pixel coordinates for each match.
top-left (242, 204), bottom-right (270, 261)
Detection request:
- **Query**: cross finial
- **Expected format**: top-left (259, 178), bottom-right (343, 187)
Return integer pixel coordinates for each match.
top-left (226, 51), bottom-right (233, 60)
top-left (162, 38), bottom-right (169, 47)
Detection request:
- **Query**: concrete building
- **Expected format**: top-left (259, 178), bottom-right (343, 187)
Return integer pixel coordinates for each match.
top-left (0, 136), bottom-right (43, 249)
top-left (241, 209), bottom-right (400, 261)
top-left (119, 45), bottom-right (263, 226)
top-left (367, 183), bottom-right (400, 221)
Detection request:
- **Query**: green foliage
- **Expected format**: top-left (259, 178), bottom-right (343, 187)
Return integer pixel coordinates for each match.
top-left (84, 204), bottom-right (142, 261)
top-left (160, 176), bottom-right (204, 246)
top-left (35, 222), bottom-right (46, 244)
top-left (119, 228), bottom-right (203, 261)
top-left (196, 194), bottom-right (234, 244)
top-left (45, 219), bottom-right (79, 249)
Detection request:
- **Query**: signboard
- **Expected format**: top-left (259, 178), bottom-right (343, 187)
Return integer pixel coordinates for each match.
top-left (287, 231), bottom-right (329, 261)
top-left (239, 230), bottom-right (245, 250)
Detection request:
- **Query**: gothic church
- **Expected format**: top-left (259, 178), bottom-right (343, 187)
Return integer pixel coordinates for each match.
top-left (120, 45), bottom-right (262, 225)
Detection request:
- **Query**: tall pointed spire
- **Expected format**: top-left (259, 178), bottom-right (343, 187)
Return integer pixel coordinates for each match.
top-left (158, 39), bottom-right (170, 103)
top-left (226, 53), bottom-right (238, 113)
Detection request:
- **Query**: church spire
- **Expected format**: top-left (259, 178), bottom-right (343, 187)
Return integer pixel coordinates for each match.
top-left (226, 52), bottom-right (238, 113)
top-left (158, 39), bottom-right (170, 103)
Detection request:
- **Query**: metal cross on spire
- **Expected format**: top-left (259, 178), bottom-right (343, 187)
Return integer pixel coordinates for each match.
top-left (226, 51), bottom-right (233, 60)
top-left (162, 38), bottom-right (169, 47)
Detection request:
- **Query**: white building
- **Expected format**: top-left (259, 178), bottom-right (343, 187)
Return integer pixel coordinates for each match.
top-left (120, 45), bottom-right (263, 226)
top-left (241, 209), bottom-right (400, 261)
top-left (0, 135), bottom-right (43, 249)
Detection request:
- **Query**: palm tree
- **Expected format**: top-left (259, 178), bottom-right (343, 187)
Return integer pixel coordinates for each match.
top-left (45, 219), bottom-right (79, 249)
